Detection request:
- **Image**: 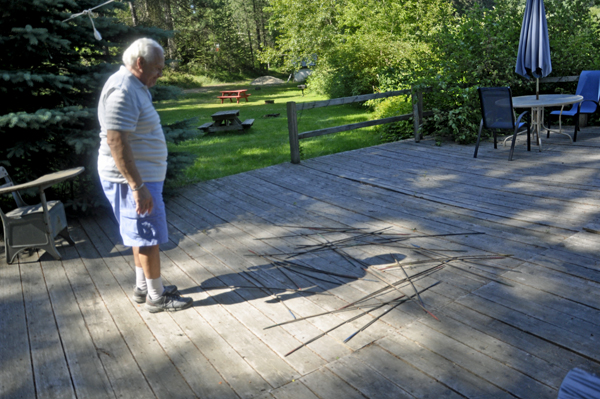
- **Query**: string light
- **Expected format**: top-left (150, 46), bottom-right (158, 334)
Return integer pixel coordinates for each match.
top-left (62, 0), bottom-right (116, 40)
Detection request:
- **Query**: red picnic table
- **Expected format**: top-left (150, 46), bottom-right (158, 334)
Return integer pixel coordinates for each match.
top-left (217, 89), bottom-right (251, 104)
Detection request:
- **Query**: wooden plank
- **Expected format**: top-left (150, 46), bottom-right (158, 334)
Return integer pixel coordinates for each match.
top-left (288, 101), bottom-right (300, 164)
top-left (456, 293), bottom-right (600, 362)
top-left (165, 198), bottom-right (382, 356)
top-left (403, 318), bottom-right (559, 396)
top-left (58, 231), bottom-right (155, 399)
top-left (416, 310), bottom-right (566, 389)
top-left (299, 368), bottom-right (368, 399)
top-left (500, 262), bottom-right (600, 310)
top-left (412, 88), bottom-right (420, 142)
top-left (472, 282), bottom-right (600, 337)
top-left (308, 150), bottom-right (600, 226)
top-left (299, 114), bottom-right (413, 140)
top-left (20, 252), bottom-right (76, 399)
top-left (376, 144), bottom-right (600, 191)
top-left (377, 334), bottom-right (515, 398)
top-left (340, 146), bottom-right (600, 215)
top-left (326, 352), bottom-right (414, 399)
top-left (0, 259), bottom-right (35, 399)
top-left (348, 344), bottom-right (465, 399)
top-left (85, 214), bottom-right (267, 398)
top-left (209, 172), bottom-right (526, 292)
top-left (249, 162), bottom-right (551, 261)
top-left (303, 155), bottom-right (581, 237)
top-left (68, 222), bottom-right (198, 399)
top-left (297, 89), bottom-right (411, 111)
top-left (442, 301), bottom-right (599, 373)
top-left (270, 380), bottom-right (321, 399)
top-left (39, 253), bottom-right (115, 398)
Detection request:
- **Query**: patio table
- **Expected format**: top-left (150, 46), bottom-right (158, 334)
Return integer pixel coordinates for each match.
top-left (512, 94), bottom-right (583, 150)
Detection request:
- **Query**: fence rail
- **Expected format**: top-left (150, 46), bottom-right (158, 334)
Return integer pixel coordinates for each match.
top-left (287, 86), bottom-right (432, 164)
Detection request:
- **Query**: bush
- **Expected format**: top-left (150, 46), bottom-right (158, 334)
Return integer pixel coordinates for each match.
top-left (366, 95), bottom-right (413, 143)
top-left (416, 0), bottom-right (600, 144)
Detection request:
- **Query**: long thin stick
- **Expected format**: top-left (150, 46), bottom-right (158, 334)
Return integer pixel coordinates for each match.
top-left (286, 281), bottom-right (441, 355)
top-left (344, 281), bottom-right (442, 343)
top-left (332, 246), bottom-right (440, 321)
top-left (242, 271), bottom-right (297, 319)
top-left (285, 295), bottom-right (404, 356)
top-left (264, 263), bottom-right (444, 330)
top-left (376, 254), bottom-right (512, 271)
top-left (410, 244), bottom-right (513, 287)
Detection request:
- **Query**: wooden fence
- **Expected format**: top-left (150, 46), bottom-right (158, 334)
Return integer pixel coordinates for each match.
top-left (287, 87), bottom-right (433, 164)
top-left (286, 75), bottom-right (581, 164)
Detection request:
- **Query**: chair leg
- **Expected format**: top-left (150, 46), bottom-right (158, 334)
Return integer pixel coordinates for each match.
top-left (574, 113), bottom-right (580, 142)
top-left (508, 126), bottom-right (520, 161)
top-left (527, 125), bottom-right (531, 152)
top-left (40, 240), bottom-right (62, 261)
top-left (474, 119), bottom-right (484, 158)
top-left (493, 130), bottom-right (497, 149)
top-left (58, 227), bottom-right (75, 246)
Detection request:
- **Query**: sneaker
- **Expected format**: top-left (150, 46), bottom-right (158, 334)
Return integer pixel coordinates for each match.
top-left (145, 292), bottom-right (193, 313)
top-left (132, 285), bottom-right (178, 303)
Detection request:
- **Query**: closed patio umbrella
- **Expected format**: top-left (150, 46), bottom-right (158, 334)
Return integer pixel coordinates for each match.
top-left (515, 0), bottom-right (552, 99)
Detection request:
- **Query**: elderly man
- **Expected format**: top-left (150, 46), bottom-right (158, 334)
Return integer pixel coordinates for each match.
top-left (97, 38), bottom-right (192, 313)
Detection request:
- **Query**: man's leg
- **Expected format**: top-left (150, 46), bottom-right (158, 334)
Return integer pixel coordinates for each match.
top-left (136, 244), bottom-right (193, 313)
top-left (134, 245), bottom-right (163, 299)
top-left (132, 249), bottom-right (147, 291)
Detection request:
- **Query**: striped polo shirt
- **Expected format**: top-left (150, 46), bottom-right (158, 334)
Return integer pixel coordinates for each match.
top-left (97, 66), bottom-right (167, 183)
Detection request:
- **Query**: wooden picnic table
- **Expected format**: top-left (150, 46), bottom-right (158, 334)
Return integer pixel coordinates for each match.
top-left (217, 89), bottom-right (251, 104)
top-left (198, 110), bottom-right (254, 133)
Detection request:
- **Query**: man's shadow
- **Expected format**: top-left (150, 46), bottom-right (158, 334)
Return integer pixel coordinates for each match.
top-left (179, 252), bottom-right (407, 307)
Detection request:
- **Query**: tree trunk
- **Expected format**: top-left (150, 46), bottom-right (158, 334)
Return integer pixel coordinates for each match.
top-left (141, 0), bottom-right (149, 19)
top-left (161, 0), bottom-right (176, 60)
top-left (247, 29), bottom-right (254, 66)
top-left (251, 0), bottom-right (262, 49)
top-left (128, 2), bottom-right (139, 26)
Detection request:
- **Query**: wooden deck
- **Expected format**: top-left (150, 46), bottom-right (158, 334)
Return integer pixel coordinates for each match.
top-left (2, 128), bottom-right (600, 399)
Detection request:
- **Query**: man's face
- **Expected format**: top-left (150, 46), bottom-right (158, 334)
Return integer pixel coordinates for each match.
top-left (137, 52), bottom-right (164, 88)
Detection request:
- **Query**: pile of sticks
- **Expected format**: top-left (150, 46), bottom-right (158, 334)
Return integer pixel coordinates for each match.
top-left (235, 225), bottom-right (515, 356)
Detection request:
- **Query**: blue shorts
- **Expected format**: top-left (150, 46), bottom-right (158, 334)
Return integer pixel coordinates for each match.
top-left (101, 180), bottom-right (168, 247)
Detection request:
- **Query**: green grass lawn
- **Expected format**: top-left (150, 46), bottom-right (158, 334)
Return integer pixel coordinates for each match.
top-left (155, 82), bottom-right (379, 183)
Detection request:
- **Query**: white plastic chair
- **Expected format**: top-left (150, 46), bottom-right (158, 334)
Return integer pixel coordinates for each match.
top-left (0, 166), bottom-right (84, 264)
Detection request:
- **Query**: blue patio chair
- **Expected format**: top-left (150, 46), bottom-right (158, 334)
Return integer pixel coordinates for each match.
top-left (474, 87), bottom-right (530, 161)
top-left (548, 70), bottom-right (600, 142)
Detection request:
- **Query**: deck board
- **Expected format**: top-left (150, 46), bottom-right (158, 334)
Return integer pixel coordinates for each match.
top-left (3, 128), bottom-right (600, 398)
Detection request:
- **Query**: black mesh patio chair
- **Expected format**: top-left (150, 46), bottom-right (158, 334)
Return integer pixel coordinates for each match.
top-left (474, 87), bottom-right (530, 161)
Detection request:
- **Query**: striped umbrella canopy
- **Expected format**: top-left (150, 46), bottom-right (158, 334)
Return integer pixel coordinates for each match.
top-left (515, 0), bottom-right (552, 99)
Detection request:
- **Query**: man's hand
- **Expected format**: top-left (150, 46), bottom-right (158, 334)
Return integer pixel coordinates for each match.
top-left (133, 185), bottom-right (153, 215)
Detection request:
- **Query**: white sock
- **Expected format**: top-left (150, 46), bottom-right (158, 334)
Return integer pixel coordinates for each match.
top-left (136, 267), bottom-right (147, 291)
top-left (147, 278), bottom-right (165, 300)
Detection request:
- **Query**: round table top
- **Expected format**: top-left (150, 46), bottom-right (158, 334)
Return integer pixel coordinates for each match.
top-left (512, 94), bottom-right (583, 108)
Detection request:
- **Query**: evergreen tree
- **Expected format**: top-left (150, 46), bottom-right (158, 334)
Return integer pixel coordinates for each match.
top-left (0, 0), bottom-right (198, 212)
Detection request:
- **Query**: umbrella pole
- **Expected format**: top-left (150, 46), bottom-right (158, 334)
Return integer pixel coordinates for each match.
top-left (536, 78), bottom-right (539, 100)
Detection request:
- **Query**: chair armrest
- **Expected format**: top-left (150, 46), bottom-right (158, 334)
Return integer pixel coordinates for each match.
top-left (515, 110), bottom-right (529, 126)
top-left (0, 167), bottom-right (85, 196)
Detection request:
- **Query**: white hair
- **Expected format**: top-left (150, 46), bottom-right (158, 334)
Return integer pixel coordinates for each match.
top-left (122, 38), bottom-right (164, 67)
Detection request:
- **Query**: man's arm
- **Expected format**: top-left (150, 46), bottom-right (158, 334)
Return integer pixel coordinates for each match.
top-left (106, 129), bottom-right (154, 215)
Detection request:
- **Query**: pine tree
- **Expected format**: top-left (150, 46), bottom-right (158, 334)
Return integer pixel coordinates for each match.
top-left (0, 0), bottom-right (198, 212)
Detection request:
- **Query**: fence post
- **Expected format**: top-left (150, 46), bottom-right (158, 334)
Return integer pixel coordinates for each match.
top-left (412, 86), bottom-right (421, 142)
top-left (287, 101), bottom-right (300, 164)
